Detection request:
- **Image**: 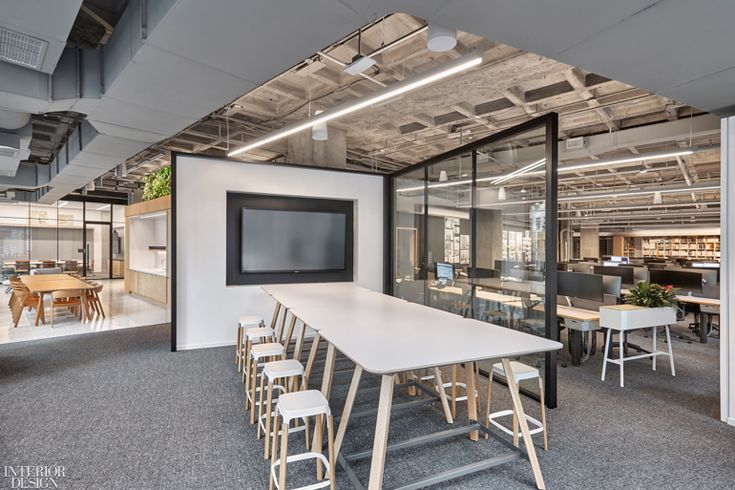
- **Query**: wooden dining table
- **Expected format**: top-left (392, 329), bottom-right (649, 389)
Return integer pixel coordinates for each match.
top-left (19, 274), bottom-right (96, 326)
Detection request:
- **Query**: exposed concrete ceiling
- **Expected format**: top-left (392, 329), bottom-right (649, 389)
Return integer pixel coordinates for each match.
top-left (0, 0), bottom-right (730, 234)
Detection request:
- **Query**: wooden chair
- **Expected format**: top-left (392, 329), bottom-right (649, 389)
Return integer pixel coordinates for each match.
top-left (10, 283), bottom-right (39, 327)
top-left (83, 283), bottom-right (105, 318)
top-left (49, 290), bottom-right (84, 327)
top-left (41, 260), bottom-right (56, 268)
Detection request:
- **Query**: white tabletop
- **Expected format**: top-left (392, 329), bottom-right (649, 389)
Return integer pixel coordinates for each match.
top-left (264, 283), bottom-right (561, 375)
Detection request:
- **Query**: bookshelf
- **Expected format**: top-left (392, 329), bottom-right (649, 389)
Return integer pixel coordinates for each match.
top-left (624, 235), bottom-right (720, 259)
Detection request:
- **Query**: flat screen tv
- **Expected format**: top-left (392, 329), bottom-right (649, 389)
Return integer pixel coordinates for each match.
top-left (240, 209), bottom-right (346, 273)
top-left (226, 192), bottom-right (353, 285)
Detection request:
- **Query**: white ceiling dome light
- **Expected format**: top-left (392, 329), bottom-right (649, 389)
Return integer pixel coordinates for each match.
top-left (312, 110), bottom-right (328, 141)
top-left (427, 23), bottom-right (457, 52)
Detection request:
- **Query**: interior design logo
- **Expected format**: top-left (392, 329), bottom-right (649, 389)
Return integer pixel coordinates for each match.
top-left (2, 466), bottom-right (66, 489)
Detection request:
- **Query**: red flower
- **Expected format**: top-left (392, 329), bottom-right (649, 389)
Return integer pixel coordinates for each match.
top-left (664, 285), bottom-right (673, 291)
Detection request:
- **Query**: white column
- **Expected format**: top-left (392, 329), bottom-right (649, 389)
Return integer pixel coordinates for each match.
top-left (720, 117), bottom-right (734, 426)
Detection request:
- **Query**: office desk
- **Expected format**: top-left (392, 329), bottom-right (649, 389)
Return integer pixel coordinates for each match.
top-left (264, 283), bottom-right (561, 490)
top-left (555, 306), bottom-right (600, 365)
top-left (20, 274), bottom-right (95, 325)
top-left (676, 295), bottom-right (721, 343)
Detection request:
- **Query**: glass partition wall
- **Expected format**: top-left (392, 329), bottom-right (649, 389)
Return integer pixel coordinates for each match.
top-left (390, 114), bottom-right (558, 407)
top-left (0, 200), bottom-right (126, 280)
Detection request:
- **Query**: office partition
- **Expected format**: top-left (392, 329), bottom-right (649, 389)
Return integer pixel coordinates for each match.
top-left (388, 113), bottom-right (559, 407)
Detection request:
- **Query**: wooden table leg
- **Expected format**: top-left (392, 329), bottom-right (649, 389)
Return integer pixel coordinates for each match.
top-left (283, 314), bottom-right (297, 354)
top-left (314, 341), bottom-right (337, 474)
top-left (367, 374), bottom-right (395, 490)
top-left (502, 359), bottom-right (546, 490)
top-left (293, 320), bottom-right (306, 362)
top-left (270, 302), bottom-right (281, 330)
top-left (465, 361), bottom-right (478, 441)
top-left (35, 292), bottom-right (44, 326)
top-left (433, 367), bottom-right (454, 424)
top-left (334, 365), bottom-right (363, 457)
top-left (304, 332), bottom-right (321, 387)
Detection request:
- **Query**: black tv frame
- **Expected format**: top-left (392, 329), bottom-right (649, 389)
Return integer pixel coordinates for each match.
top-left (226, 192), bottom-right (354, 285)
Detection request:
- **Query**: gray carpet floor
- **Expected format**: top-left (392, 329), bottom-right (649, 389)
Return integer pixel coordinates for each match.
top-left (1, 322), bottom-right (734, 489)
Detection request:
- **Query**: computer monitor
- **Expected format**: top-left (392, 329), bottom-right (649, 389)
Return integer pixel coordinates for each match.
top-left (557, 271), bottom-right (604, 302)
top-left (649, 269), bottom-right (702, 292)
top-left (593, 265), bottom-right (635, 286)
top-left (436, 262), bottom-right (455, 281)
top-left (609, 255), bottom-right (629, 264)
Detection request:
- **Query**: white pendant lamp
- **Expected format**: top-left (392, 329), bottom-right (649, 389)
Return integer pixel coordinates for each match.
top-left (312, 110), bottom-right (328, 141)
top-left (498, 186), bottom-right (507, 201)
top-left (427, 23), bottom-right (457, 52)
top-left (653, 191), bottom-right (663, 204)
top-left (439, 170), bottom-right (448, 182)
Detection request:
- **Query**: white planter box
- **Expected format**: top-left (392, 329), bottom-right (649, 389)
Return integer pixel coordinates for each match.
top-left (599, 305), bottom-right (676, 331)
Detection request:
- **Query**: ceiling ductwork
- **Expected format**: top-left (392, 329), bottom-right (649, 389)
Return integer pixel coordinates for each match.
top-left (0, 109), bottom-right (31, 129)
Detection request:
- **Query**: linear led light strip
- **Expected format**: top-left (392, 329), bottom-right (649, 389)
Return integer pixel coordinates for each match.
top-left (228, 52), bottom-right (483, 157)
top-left (457, 183), bottom-right (720, 208)
top-left (491, 159), bottom-right (545, 185)
top-left (398, 160), bottom-right (546, 193)
top-left (396, 149), bottom-right (695, 192)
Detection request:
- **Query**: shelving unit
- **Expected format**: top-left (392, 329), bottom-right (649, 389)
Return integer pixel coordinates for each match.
top-left (624, 235), bottom-right (720, 259)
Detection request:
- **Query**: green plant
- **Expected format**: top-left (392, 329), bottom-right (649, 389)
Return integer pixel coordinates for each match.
top-left (142, 165), bottom-right (171, 201)
top-left (623, 281), bottom-right (677, 308)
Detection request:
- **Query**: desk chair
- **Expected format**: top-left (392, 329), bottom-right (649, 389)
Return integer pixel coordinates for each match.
top-left (14, 260), bottom-right (30, 275)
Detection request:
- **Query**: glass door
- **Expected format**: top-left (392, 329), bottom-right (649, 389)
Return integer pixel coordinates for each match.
top-left (84, 222), bottom-right (111, 279)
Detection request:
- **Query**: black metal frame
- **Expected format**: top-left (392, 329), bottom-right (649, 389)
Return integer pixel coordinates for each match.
top-left (225, 192), bottom-right (354, 285)
top-left (386, 113), bottom-right (559, 408)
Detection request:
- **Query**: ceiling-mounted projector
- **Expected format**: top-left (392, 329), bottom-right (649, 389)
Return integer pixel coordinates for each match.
top-left (344, 55), bottom-right (376, 75)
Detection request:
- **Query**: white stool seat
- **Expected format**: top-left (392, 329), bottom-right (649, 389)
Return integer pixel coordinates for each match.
top-left (251, 342), bottom-right (285, 359)
top-left (246, 326), bottom-right (275, 340)
top-left (263, 359), bottom-right (304, 380)
top-left (277, 390), bottom-right (330, 423)
top-left (492, 361), bottom-right (539, 383)
top-left (239, 315), bottom-right (264, 327)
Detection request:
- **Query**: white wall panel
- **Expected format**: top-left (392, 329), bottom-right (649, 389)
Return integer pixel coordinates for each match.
top-left (175, 155), bottom-right (384, 350)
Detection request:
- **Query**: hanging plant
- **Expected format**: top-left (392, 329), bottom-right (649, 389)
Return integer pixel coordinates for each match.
top-left (143, 165), bottom-right (171, 201)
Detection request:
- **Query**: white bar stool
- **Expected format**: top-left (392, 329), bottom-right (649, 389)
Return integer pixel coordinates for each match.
top-left (242, 327), bottom-right (277, 402)
top-left (237, 315), bottom-right (265, 371)
top-left (248, 342), bottom-right (286, 424)
top-left (269, 390), bottom-right (335, 490)
top-left (485, 361), bottom-right (547, 450)
top-left (259, 359), bottom-right (309, 459)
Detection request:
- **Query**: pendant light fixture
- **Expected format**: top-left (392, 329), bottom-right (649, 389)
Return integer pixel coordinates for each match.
top-left (498, 186), bottom-right (507, 201)
top-left (439, 170), bottom-right (448, 182)
top-left (653, 191), bottom-right (663, 204)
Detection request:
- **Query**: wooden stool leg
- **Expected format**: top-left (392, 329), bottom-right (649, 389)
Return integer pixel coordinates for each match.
top-left (257, 373), bottom-right (266, 439)
top-left (304, 332), bottom-right (321, 388)
top-left (250, 357), bottom-right (259, 424)
top-left (236, 325), bottom-right (243, 370)
top-left (451, 365), bottom-right (457, 418)
top-left (327, 415), bottom-right (336, 490)
top-left (269, 413), bottom-right (280, 490)
top-left (315, 413), bottom-right (324, 480)
top-left (465, 361), bottom-right (478, 441)
top-left (484, 368), bottom-right (494, 440)
top-left (433, 367), bottom-right (453, 424)
top-left (264, 379), bottom-right (274, 458)
top-left (539, 377), bottom-right (548, 451)
top-left (278, 419), bottom-right (289, 490)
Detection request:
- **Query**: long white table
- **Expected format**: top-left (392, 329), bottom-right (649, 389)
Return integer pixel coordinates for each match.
top-left (263, 283), bottom-right (561, 490)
